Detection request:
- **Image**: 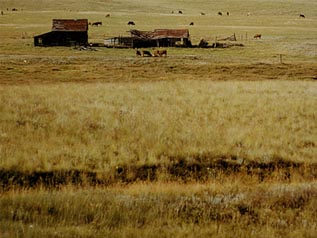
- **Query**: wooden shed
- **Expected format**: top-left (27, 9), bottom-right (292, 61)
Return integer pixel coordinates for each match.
top-left (34, 19), bottom-right (88, 46)
top-left (104, 29), bottom-right (191, 48)
top-left (131, 29), bottom-right (191, 48)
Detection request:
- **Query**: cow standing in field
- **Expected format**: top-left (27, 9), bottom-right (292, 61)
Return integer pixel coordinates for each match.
top-left (218, 12), bottom-right (222, 16)
top-left (92, 21), bottom-right (102, 26)
top-left (136, 50), bottom-right (142, 56)
top-left (142, 50), bottom-right (152, 57)
top-left (189, 22), bottom-right (194, 26)
top-left (254, 34), bottom-right (261, 39)
top-left (299, 14), bottom-right (305, 18)
top-left (128, 21), bottom-right (135, 25)
top-left (153, 49), bottom-right (167, 57)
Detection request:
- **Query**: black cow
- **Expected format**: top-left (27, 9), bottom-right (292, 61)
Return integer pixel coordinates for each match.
top-left (218, 12), bottom-right (222, 16)
top-left (142, 50), bottom-right (152, 57)
top-left (128, 21), bottom-right (135, 25)
top-left (136, 50), bottom-right (142, 56)
top-left (299, 14), bottom-right (305, 18)
top-left (92, 21), bottom-right (102, 26)
top-left (189, 22), bottom-right (194, 26)
top-left (178, 10), bottom-right (183, 14)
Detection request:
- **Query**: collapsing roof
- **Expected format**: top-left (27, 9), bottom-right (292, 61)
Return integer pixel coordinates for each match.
top-left (130, 29), bottom-right (190, 39)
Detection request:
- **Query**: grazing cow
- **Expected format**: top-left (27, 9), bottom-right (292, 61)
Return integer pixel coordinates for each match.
top-left (299, 14), bottom-right (305, 18)
top-left (153, 49), bottom-right (167, 57)
top-left (254, 34), bottom-right (261, 39)
top-left (128, 21), bottom-right (135, 25)
top-left (227, 12), bottom-right (230, 16)
top-left (218, 12), bottom-right (222, 16)
top-left (189, 22), bottom-right (194, 26)
top-left (92, 21), bottom-right (102, 26)
top-left (105, 14), bottom-right (110, 17)
top-left (158, 49), bottom-right (167, 57)
top-left (200, 12), bottom-right (205, 15)
top-left (178, 10), bottom-right (183, 14)
top-left (136, 50), bottom-right (142, 56)
top-left (142, 50), bottom-right (153, 57)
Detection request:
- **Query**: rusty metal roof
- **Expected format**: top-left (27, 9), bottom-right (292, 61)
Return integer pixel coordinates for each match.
top-left (153, 29), bottom-right (189, 38)
top-left (52, 19), bottom-right (88, 32)
top-left (130, 29), bottom-right (189, 39)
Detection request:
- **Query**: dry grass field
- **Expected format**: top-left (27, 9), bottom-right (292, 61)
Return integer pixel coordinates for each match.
top-left (0, 0), bottom-right (317, 237)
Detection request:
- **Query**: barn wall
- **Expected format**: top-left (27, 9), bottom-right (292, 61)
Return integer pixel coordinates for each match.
top-left (34, 31), bottom-right (88, 46)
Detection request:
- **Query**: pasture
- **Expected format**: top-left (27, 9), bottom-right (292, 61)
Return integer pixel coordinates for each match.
top-left (0, 0), bottom-right (317, 237)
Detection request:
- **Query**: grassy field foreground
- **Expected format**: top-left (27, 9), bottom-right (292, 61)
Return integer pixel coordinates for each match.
top-left (0, 80), bottom-right (316, 171)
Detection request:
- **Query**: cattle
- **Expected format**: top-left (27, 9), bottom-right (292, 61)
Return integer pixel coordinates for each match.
top-left (105, 14), bottom-right (110, 17)
top-left (128, 21), bottom-right (135, 25)
top-left (189, 22), bottom-right (194, 26)
top-left (200, 12), bottom-right (205, 15)
top-left (136, 50), bottom-right (142, 56)
top-left (218, 12), bottom-right (222, 16)
top-left (153, 49), bottom-right (167, 57)
top-left (142, 50), bottom-right (153, 57)
top-left (92, 21), bottom-right (102, 26)
top-left (178, 10), bottom-right (183, 14)
top-left (299, 14), bottom-right (305, 18)
top-left (254, 34), bottom-right (261, 39)
top-left (227, 12), bottom-right (230, 16)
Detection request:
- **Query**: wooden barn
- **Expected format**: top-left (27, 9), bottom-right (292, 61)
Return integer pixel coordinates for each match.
top-left (104, 29), bottom-right (191, 48)
top-left (34, 19), bottom-right (88, 46)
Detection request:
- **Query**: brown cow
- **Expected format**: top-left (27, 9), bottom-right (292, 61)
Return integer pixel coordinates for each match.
top-left (254, 34), bottom-right (261, 39)
top-left (153, 49), bottom-right (167, 57)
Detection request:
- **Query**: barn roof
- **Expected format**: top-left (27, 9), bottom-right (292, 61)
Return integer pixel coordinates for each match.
top-left (52, 19), bottom-right (88, 32)
top-left (130, 29), bottom-right (189, 39)
top-left (153, 29), bottom-right (189, 39)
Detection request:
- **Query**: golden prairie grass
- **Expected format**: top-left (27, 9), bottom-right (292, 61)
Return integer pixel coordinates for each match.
top-left (1, 182), bottom-right (317, 237)
top-left (0, 80), bottom-right (316, 172)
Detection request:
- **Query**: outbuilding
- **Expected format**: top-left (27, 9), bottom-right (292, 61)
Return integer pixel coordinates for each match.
top-left (34, 19), bottom-right (88, 46)
top-left (104, 29), bottom-right (191, 48)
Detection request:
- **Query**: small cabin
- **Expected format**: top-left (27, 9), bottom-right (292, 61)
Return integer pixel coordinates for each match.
top-left (34, 19), bottom-right (88, 46)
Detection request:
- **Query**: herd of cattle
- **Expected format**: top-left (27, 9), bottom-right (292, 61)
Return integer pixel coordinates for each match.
top-left (136, 49), bottom-right (167, 57)
top-left (87, 11), bottom-right (307, 28)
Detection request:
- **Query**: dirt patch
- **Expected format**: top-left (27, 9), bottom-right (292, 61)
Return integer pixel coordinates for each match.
top-left (1, 156), bottom-right (316, 190)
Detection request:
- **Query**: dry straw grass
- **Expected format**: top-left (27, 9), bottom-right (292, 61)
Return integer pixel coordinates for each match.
top-left (1, 80), bottom-right (316, 172)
